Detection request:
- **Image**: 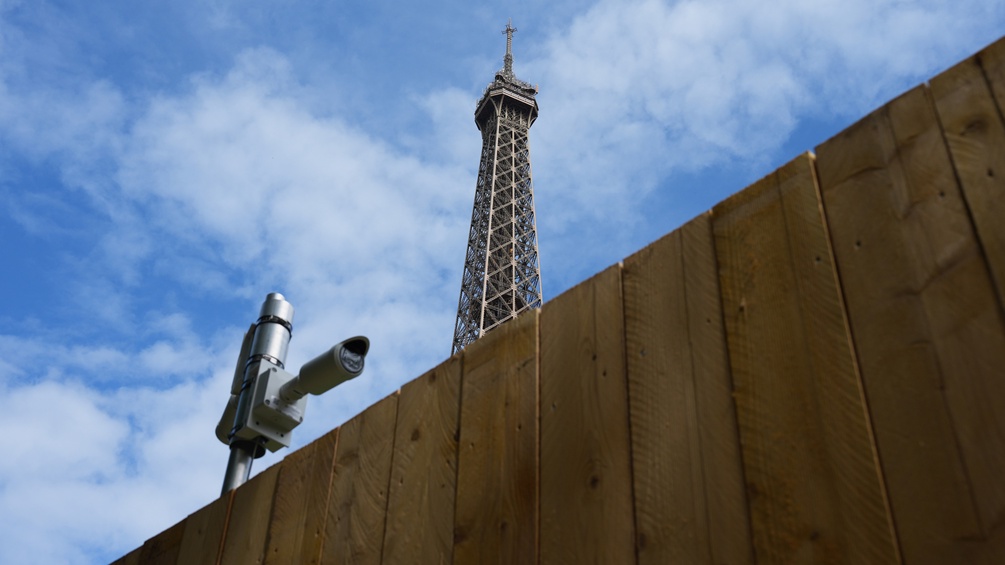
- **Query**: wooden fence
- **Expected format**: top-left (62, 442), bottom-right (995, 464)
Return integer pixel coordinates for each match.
top-left (114, 36), bottom-right (1005, 565)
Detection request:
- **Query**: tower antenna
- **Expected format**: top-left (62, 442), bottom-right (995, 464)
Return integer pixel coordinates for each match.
top-left (503, 19), bottom-right (517, 78)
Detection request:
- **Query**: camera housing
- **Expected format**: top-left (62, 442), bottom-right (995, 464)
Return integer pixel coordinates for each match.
top-left (281, 337), bottom-right (369, 401)
top-left (216, 336), bottom-right (370, 453)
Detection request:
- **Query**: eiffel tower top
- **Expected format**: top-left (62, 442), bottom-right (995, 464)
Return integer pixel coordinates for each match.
top-left (488, 19), bottom-right (536, 95)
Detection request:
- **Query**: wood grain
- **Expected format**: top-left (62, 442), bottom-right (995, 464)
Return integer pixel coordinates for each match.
top-left (321, 392), bottom-right (399, 565)
top-left (979, 36), bottom-right (1005, 110)
top-left (819, 82), bottom-right (1005, 563)
top-left (176, 492), bottom-right (233, 565)
top-left (263, 428), bottom-right (339, 565)
top-left (712, 153), bottom-right (897, 564)
top-left (931, 39), bottom-right (1005, 305)
top-left (381, 358), bottom-right (462, 564)
top-left (680, 214), bottom-right (755, 565)
top-left (623, 223), bottom-right (708, 563)
top-left (622, 213), bottom-right (754, 564)
top-left (453, 311), bottom-right (539, 565)
top-left (219, 463), bottom-right (281, 565)
top-left (539, 265), bottom-right (636, 564)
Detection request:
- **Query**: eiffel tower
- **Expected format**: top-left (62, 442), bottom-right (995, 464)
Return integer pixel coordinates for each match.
top-left (451, 21), bottom-right (542, 355)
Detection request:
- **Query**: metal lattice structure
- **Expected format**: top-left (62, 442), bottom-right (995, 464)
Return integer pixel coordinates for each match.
top-left (451, 22), bottom-right (542, 355)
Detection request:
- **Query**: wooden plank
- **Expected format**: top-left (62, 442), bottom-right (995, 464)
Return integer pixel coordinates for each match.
top-left (712, 154), bottom-right (898, 564)
top-left (137, 518), bottom-right (186, 565)
top-left (321, 392), bottom-right (399, 565)
top-left (913, 75), bottom-right (1005, 562)
top-left (539, 265), bottom-right (636, 564)
top-left (817, 83), bottom-right (1005, 564)
top-left (176, 492), bottom-right (233, 565)
top-left (680, 214), bottom-right (755, 565)
top-left (263, 428), bottom-right (340, 565)
top-left (219, 463), bottom-right (281, 565)
top-left (381, 358), bottom-right (462, 564)
top-left (623, 213), bottom-right (754, 564)
top-left (453, 311), bottom-right (539, 565)
top-left (623, 224), bottom-right (707, 564)
top-left (931, 39), bottom-right (1005, 304)
top-left (978, 36), bottom-right (1005, 111)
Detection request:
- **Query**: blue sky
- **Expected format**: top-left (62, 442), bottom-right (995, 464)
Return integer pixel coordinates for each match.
top-left (1, 0), bottom-right (1003, 563)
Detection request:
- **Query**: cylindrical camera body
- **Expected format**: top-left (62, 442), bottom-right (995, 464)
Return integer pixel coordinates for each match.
top-left (229, 293), bottom-right (295, 447)
top-left (248, 292), bottom-right (294, 368)
top-left (281, 337), bottom-right (369, 401)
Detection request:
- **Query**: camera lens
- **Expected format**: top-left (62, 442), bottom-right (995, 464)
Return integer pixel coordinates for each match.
top-left (339, 342), bottom-right (365, 373)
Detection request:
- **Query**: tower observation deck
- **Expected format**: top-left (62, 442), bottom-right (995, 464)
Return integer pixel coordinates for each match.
top-left (451, 22), bottom-right (542, 355)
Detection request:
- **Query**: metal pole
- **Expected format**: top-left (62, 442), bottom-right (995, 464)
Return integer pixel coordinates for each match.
top-left (221, 440), bottom-right (258, 494)
top-left (221, 292), bottom-right (294, 495)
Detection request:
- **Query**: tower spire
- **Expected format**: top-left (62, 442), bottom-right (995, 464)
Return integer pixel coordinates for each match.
top-left (503, 19), bottom-right (516, 78)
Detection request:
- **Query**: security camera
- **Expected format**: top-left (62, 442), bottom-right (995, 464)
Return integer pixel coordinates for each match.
top-left (217, 293), bottom-right (376, 495)
top-left (218, 335), bottom-right (371, 455)
top-left (281, 336), bottom-right (370, 402)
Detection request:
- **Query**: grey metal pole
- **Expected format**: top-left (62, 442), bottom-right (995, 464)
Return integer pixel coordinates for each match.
top-left (221, 292), bottom-right (294, 495)
top-left (221, 441), bottom-right (257, 493)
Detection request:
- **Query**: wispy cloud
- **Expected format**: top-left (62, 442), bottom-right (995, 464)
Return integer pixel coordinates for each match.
top-left (528, 0), bottom-right (1002, 218)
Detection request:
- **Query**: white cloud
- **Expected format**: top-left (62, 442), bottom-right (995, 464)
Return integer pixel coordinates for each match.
top-left (0, 381), bottom-right (126, 478)
top-left (0, 74), bottom-right (125, 167)
top-left (119, 47), bottom-right (470, 277)
top-left (0, 380), bottom-right (144, 564)
top-left (526, 0), bottom-right (1001, 223)
top-left (0, 341), bottom-right (238, 564)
